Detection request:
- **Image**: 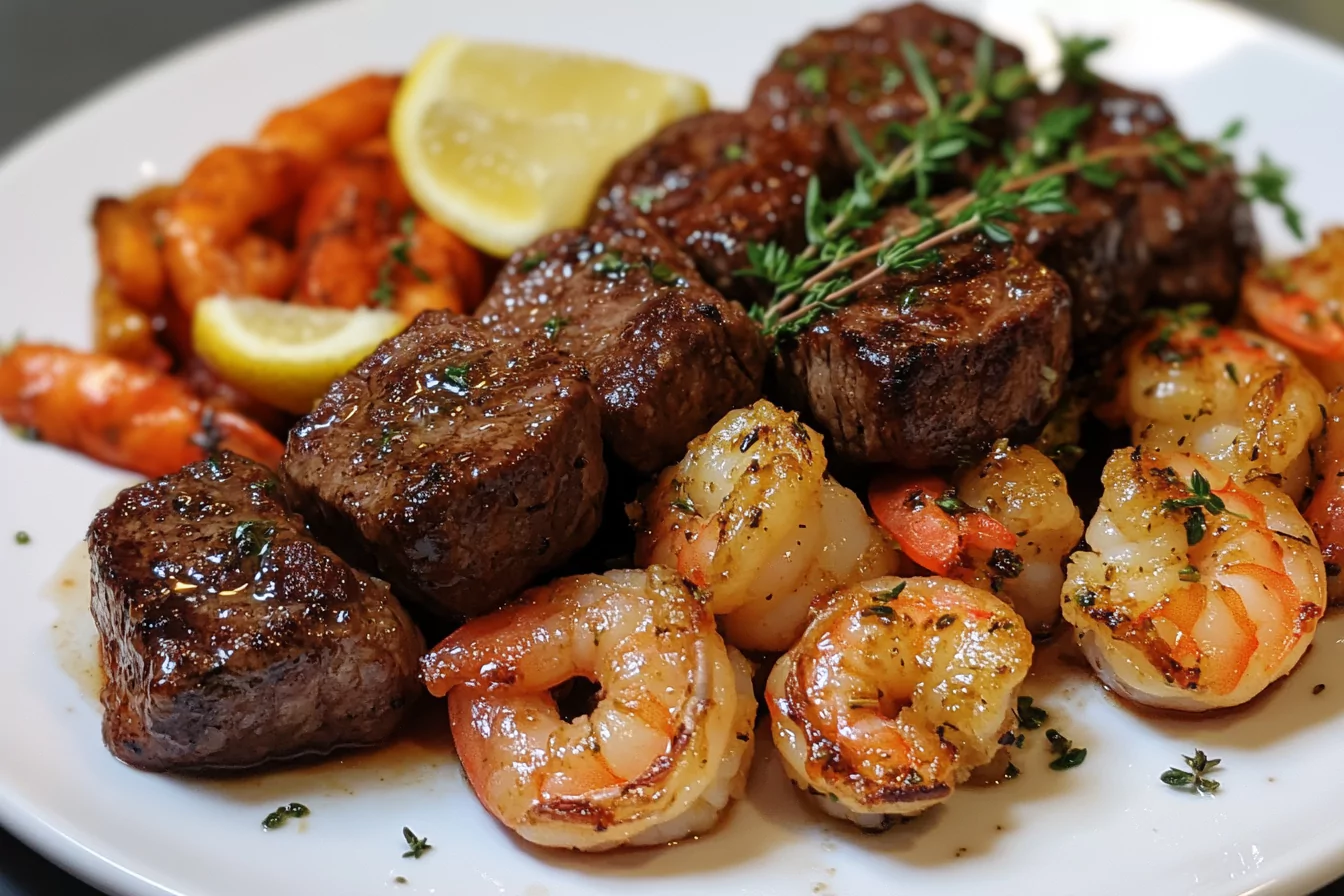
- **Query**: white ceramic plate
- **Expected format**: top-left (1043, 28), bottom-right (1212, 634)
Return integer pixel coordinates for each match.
top-left (4, 0), bottom-right (1344, 894)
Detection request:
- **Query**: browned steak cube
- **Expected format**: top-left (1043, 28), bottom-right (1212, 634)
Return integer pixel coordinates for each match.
top-left (1008, 79), bottom-right (1257, 339)
top-left (592, 111), bottom-right (841, 304)
top-left (774, 214), bottom-right (1071, 468)
top-left (281, 312), bottom-right (605, 620)
top-left (476, 218), bottom-right (766, 473)
top-left (88, 452), bottom-right (424, 772)
top-left (749, 2), bottom-right (1024, 172)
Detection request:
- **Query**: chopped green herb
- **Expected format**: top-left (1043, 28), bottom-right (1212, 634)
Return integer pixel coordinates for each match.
top-left (519, 251), bottom-right (547, 272)
top-left (988, 548), bottom-right (1024, 580)
top-left (591, 253), bottom-right (630, 277)
top-left (232, 521), bottom-right (275, 559)
top-left (14, 531), bottom-right (30, 546)
top-left (880, 60), bottom-right (905, 94)
top-left (647, 260), bottom-right (688, 287)
top-left (1074, 588), bottom-right (1098, 608)
top-left (1225, 362), bottom-right (1238, 384)
top-left (401, 827), bottom-right (432, 859)
top-left (1240, 152), bottom-right (1304, 240)
top-left (261, 802), bottom-right (310, 830)
top-left (1045, 729), bottom-right (1087, 770)
top-left (669, 497), bottom-right (696, 514)
top-left (1004, 762), bottom-right (1020, 780)
top-left (7, 423), bottom-right (38, 441)
top-left (629, 186), bottom-right (663, 214)
top-left (1161, 469), bottom-right (1246, 545)
top-left (934, 613), bottom-right (956, 630)
top-left (796, 64), bottom-right (829, 96)
top-left (873, 582), bottom-right (906, 603)
top-left (1178, 564), bottom-right (1201, 583)
top-left (542, 316), bottom-right (568, 341)
top-left (722, 142), bottom-right (745, 162)
top-left (1161, 749), bottom-right (1221, 793)
top-left (863, 604), bottom-right (895, 619)
top-left (934, 492), bottom-right (970, 514)
top-left (1015, 696), bottom-right (1047, 730)
top-left (441, 365), bottom-right (471, 393)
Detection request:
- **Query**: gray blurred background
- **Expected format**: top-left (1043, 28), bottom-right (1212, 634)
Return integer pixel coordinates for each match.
top-left (0, 0), bottom-right (1339, 893)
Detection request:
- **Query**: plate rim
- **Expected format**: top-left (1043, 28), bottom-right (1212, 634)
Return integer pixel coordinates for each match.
top-left (3, 1), bottom-right (1344, 895)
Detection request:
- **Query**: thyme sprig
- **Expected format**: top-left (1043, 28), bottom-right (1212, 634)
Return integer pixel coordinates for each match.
top-left (1161, 749), bottom-right (1222, 793)
top-left (741, 31), bottom-right (1300, 343)
top-left (743, 36), bottom-right (1032, 305)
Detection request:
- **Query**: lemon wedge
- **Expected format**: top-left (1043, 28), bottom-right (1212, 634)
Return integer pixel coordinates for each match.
top-left (193, 298), bottom-right (405, 414)
top-left (391, 36), bottom-right (709, 256)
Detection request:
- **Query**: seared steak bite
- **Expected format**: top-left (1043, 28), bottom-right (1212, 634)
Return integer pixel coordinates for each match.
top-left (775, 212), bottom-right (1072, 468)
top-left (281, 313), bottom-right (605, 620)
top-left (88, 452), bottom-right (423, 772)
top-left (592, 111), bottom-right (840, 304)
top-left (477, 219), bottom-right (766, 472)
top-left (1009, 79), bottom-right (1256, 338)
top-left (749, 2), bottom-right (1024, 172)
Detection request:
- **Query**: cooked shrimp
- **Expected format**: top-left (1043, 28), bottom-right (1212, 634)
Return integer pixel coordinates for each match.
top-left (1243, 229), bottom-right (1344, 389)
top-left (421, 567), bottom-right (756, 851)
top-left (291, 139), bottom-right (484, 315)
top-left (93, 195), bottom-right (166, 310)
top-left (634, 399), bottom-right (898, 653)
top-left (767, 576), bottom-right (1031, 830)
top-left (163, 74), bottom-right (399, 309)
top-left (0, 344), bottom-right (283, 477)
top-left (869, 442), bottom-right (1082, 633)
top-left (1063, 448), bottom-right (1327, 711)
top-left (1101, 307), bottom-right (1326, 500)
top-left (1305, 387), bottom-right (1344, 604)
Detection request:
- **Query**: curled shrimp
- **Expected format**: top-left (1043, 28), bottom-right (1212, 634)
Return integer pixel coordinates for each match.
top-left (1243, 229), bottom-right (1344, 389)
top-left (766, 576), bottom-right (1032, 830)
top-left (92, 188), bottom-right (175, 369)
top-left (0, 344), bottom-right (283, 477)
top-left (1101, 307), bottom-right (1326, 499)
top-left (291, 139), bottom-right (484, 316)
top-left (163, 74), bottom-right (399, 310)
top-left (1306, 387), bottom-right (1344, 603)
top-left (1063, 448), bottom-right (1327, 711)
top-left (421, 567), bottom-right (756, 851)
top-left (634, 399), bottom-right (898, 653)
top-left (869, 443), bottom-right (1083, 633)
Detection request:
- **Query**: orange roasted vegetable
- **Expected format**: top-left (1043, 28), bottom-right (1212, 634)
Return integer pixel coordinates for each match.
top-left (292, 138), bottom-right (484, 316)
top-left (0, 344), bottom-right (283, 478)
top-left (162, 73), bottom-right (399, 310)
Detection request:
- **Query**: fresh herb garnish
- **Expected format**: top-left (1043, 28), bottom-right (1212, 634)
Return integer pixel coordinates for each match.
top-left (14, 530), bottom-right (30, 545)
top-left (873, 582), bottom-right (906, 603)
top-left (879, 60), bottom-right (905, 94)
top-left (401, 827), bottom-right (432, 859)
top-left (723, 142), bottom-right (745, 162)
top-left (1057, 33), bottom-right (1111, 86)
top-left (1160, 749), bottom-right (1221, 793)
top-left (370, 211), bottom-right (432, 305)
top-left (1178, 564), bottom-right (1201, 583)
top-left (1161, 469), bottom-right (1246, 545)
top-left (542, 316), bottom-right (568, 340)
top-left (1015, 696), bottom-right (1047, 730)
top-left (1225, 362), bottom-right (1239, 384)
top-left (1004, 762), bottom-right (1020, 780)
top-left (441, 365), bottom-right (471, 393)
top-left (862, 604), bottom-right (896, 619)
top-left (629, 185), bottom-right (664, 214)
top-left (796, 64), bottom-right (829, 96)
top-left (1241, 152), bottom-right (1304, 240)
top-left (934, 492), bottom-right (971, 514)
top-left (592, 252), bottom-right (631, 277)
top-left (261, 802), bottom-right (310, 830)
top-left (1045, 729), bottom-right (1087, 770)
top-left (519, 251), bottom-right (547, 272)
top-left (233, 521), bottom-right (275, 559)
top-left (669, 497), bottom-right (696, 514)
top-left (647, 260), bottom-right (688, 287)
top-left (988, 548), bottom-right (1024, 580)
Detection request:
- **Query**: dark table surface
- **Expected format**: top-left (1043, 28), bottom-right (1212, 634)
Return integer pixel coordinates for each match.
top-left (2, 0), bottom-right (1343, 893)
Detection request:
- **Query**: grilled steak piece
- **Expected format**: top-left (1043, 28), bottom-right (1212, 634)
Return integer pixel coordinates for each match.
top-left (592, 111), bottom-right (840, 304)
top-left (749, 2), bottom-right (1024, 172)
top-left (282, 313), bottom-right (605, 620)
top-left (89, 452), bottom-right (423, 771)
top-left (1008, 79), bottom-right (1257, 341)
top-left (775, 211), bottom-right (1072, 468)
top-left (477, 218), bottom-right (766, 472)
